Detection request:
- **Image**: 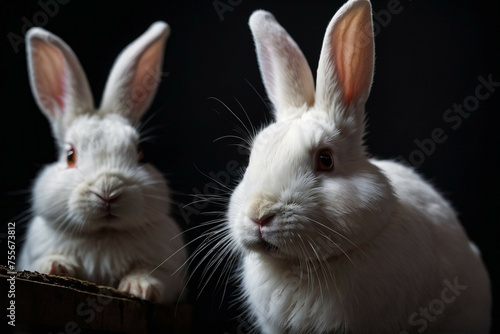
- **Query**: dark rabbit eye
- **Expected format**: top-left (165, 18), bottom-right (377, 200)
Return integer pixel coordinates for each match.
top-left (67, 145), bottom-right (77, 168)
top-left (316, 149), bottom-right (334, 172)
top-left (138, 143), bottom-right (148, 163)
top-left (138, 149), bottom-right (144, 163)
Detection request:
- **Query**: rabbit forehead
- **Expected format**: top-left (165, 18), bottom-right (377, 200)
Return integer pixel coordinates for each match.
top-left (253, 114), bottom-right (336, 154)
top-left (250, 116), bottom-right (336, 173)
top-left (65, 114), bottom-right (138, 153)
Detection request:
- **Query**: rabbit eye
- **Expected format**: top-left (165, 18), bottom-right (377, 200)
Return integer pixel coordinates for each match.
top-left (66, 145), bottom-right (77, 168)
top-left (138, 149), bottom-right (144, 163)
top-left (316, 149), bottom-right (334, 172)
top-left (137, 143), bottom-right (148, 163)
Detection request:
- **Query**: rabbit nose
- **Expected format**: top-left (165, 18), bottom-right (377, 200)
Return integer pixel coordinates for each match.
top-left (250, 214), bottom-right (275, 227)
top-left (94, 193), bottom-right (120, 209)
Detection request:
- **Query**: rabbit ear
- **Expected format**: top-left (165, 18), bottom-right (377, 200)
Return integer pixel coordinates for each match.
top-left (26, 28), bottom-right (94, 137)
top-left (249, 11), bottom-right (315, 120)
top-left (99, 22), bottom-right (170, 124)
top-left (315, 0), bottom-right (374, 130)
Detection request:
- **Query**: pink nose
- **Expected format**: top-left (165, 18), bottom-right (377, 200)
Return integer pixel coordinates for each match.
top-left (94, 193), bottom-right (120, 210)
top-left (250, 214), bottom-right (275, 227)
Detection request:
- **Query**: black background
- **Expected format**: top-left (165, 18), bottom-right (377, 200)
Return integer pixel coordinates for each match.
top-left (1, 0), bottom-right (498, 333)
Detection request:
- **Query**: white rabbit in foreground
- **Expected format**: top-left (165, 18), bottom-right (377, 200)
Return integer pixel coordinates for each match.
top-left (227, 0), bottom-right (491, 332)
top-left (17, 22), bottom-right (186, 303)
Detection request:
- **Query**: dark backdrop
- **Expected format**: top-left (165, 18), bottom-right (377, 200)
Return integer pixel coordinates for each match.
top-left (1, 0), bottom-right (498, 332)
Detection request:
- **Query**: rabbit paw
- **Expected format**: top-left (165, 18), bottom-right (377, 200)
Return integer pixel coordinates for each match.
top-left (118, 273), bottom-right (163, 302)
top-left (37, 255), bottom-right (77, 277)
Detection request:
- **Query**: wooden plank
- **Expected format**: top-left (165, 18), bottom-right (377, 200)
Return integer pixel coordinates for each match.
top-left (0, 266), bottom-right (191, 333)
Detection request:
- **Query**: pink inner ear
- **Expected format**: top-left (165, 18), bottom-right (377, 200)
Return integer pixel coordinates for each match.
top-left (32, 38), bottom-right (67, 116)
top-left (257, 44), bottom-right (276, 99)
top-left (331, 5), bottom-right (373, 106)
top-left (129, 38), bottom-right (164, 113)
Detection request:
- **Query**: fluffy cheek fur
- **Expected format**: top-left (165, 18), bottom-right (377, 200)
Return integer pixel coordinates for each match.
top-left (228, 161), bottom-right (394, 261)
top-left (227, 182), bottom-right (247, 252)
top-left (317, 165), bottom-right (396, 252)
top-left (32, 163), bottom-right (76, 228)
top-left (33, 159), bottom-right (168, 233)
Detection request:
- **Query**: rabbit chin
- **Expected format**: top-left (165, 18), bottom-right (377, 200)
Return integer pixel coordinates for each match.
top-left (243, 238), bottom-right (284, 259)
top-left (74, 212), bottom-right (143, 233)
top-left (241, 233), bottom-right (350, 263)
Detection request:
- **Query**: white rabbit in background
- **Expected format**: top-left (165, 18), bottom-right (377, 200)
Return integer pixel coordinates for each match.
top-left (18, 22), bottom-right (186, 304)
top-left (227, 0), bottom-right (491, 332)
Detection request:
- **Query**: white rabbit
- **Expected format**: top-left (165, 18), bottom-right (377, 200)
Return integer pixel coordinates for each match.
top-left (227, 0), bottom-right (491, 332)
top-left (17, 22), bottom-right (187, 304)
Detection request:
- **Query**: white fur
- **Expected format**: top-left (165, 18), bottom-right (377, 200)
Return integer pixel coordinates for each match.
top-left (228, 1), bottom-right (491, 332)
top-left (18, 22), bottom-right (186, 304)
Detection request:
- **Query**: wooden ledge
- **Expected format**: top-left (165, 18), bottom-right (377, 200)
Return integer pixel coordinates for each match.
top-left (0, 266), bottom-right (191, 333)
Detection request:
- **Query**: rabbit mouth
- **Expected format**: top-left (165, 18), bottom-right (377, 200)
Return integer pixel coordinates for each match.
top-left (255, 239), bottom-right (281, 258)
top-left (105, 213), bottom-right (119, 221)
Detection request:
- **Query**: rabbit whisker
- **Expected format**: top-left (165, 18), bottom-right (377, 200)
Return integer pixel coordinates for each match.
top-left (171, 218), bottom-right (226, 239)
top-left (234, 96), bottom-right (257, 138)
top-left (208, 96), bottom-right (253, 140)
top-left (173, 224), bottom-right (230, 275)
top-left (176, 229), bottom-right (230, 302)
top-left (245, 78), bottom-right (272, 116)
top-left (305, 217), bottom-right (367, 262)
top-left (198, 235), bottom-right (235, 296)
